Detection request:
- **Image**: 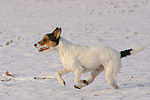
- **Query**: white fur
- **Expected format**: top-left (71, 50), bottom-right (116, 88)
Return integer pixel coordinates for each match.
top-left (55, 38), bottom-right (122, 89)
top-left (131, 44), bottom-right (147, 55)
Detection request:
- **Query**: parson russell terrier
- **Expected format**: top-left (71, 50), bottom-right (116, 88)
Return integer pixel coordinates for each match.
top-left (34, 27), bottom-right (146, 89)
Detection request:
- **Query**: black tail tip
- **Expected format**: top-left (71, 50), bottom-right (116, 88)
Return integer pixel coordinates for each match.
top-left (120, 49), bottom-right (133, 58)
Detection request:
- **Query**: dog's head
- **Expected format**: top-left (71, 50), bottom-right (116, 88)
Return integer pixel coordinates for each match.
top-left (34, 27), bottom-right (61, 52)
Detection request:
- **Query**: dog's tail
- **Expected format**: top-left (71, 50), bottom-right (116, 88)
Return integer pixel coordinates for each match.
top-left (120, 44), bottom-right (147, 58)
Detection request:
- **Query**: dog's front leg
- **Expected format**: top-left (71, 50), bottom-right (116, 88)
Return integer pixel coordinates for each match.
top-left (74, 70), bottom-right (88, 89)
top-left (74, 70), bottom-right (82, 84)
top-left (56, 68), bottom-right (70, 86)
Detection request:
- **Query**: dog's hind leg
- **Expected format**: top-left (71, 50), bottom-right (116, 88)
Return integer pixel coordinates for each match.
top-left (105, 65), bottom-right (119, 89)
top-left (74, 65), bottom-right (104, 89)
top-left (105, 74), bottom-right (119, 89)
top-left (56, 68), bottom-right (70, 86)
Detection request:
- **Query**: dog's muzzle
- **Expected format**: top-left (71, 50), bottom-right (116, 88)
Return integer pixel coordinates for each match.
top-left (34, 43), bottom-right (50, 52)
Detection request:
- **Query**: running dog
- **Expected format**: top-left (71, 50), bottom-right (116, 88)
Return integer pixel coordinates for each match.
top-left (34, 27), bottom-right (146, 89)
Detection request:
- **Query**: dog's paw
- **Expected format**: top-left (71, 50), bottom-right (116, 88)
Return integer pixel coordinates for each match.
top-left (58, 79), bottom-right (66, 86)
top-left (74, 80), bottom-right (89, 89)
top-left (74, 85), bottom-right (82, 89)
top-left (112, 84), bottom-right (119, 89)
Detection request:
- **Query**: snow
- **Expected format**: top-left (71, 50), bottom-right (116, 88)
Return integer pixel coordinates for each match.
top-left (0, 0), bottom-right (150, 100)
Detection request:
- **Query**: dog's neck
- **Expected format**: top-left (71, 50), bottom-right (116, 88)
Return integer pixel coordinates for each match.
top-left (57, 37), bottom-right (74, 51)
top-left (56, 37), bottom-right (79, 56)
top-left (59, 37), bottom-right (73, 46)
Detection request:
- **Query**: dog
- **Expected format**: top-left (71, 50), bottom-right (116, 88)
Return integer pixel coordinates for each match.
top-left (34, 27), bottom-right (146, 89)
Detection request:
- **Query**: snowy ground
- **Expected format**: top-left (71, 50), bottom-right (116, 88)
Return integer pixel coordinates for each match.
top-left (0, 0), bottom-right (150, 100)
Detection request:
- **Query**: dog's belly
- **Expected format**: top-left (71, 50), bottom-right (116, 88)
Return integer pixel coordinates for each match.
top-left (62, 61), bottom-right (100, 73)
top-left (81, 64), bottom-right (100, 73)
top-left (79, 57), bottom-right (101, 72)
top-left (60, 55), bottom-right (100, 72)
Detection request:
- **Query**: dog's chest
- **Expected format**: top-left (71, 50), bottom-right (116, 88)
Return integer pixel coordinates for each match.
top-left (58, 45), bottom-right (80, 71)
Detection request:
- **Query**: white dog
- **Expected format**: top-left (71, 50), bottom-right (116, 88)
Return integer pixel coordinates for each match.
top-left (34, 27), bottom-right (146, 89)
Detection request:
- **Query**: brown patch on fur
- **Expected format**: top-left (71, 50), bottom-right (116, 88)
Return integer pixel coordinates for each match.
top-left (44, 41), bottom-right (57, 47)
top-left (38, 35), bottom-right (57, 47)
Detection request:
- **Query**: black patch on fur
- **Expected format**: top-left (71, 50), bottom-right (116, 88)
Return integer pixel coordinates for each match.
top-left (82, 80), bottom-right (89, 85)
top-left (47, 33), bottom-right (60, 45)
top-left (120, 49), bottom-right (133, 58)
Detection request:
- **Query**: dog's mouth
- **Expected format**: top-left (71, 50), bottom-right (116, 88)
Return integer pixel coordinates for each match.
top-left (38, 47), bottom-right (50, 52)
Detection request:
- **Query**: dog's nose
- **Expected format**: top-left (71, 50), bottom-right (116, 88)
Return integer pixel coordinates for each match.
top-left (34, 43), bottom-right (37, 47)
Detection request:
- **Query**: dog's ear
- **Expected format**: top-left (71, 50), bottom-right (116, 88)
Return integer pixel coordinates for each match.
top-left (53, 27), bottom-right (61, 39)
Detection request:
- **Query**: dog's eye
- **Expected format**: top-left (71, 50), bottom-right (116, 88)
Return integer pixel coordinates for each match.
top-left (44, 39), bottom-right (47, 42)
